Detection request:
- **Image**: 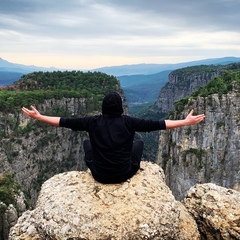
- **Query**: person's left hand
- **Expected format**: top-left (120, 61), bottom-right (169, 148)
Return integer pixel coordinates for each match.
top-left (185, 109), bottom-right (205, 125)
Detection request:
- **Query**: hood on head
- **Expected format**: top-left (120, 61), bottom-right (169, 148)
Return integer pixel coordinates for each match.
top-left (102, 92), bottom-right (123, 116)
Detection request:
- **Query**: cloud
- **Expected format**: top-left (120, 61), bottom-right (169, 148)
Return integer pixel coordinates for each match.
top-left (108, 0), bottom-right (240, 30)
top-left (0, 0), bottom-right (240, 69)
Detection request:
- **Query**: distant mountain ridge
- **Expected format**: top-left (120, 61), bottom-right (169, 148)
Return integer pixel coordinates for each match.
top-left (0, 57), bottom-right (57, 73)
top-left (0, 57), bottom-right (58, 86)
top-left (92, 57), bottom-right (240, 76)
top-left (1, 56), bottom-right (240, 77)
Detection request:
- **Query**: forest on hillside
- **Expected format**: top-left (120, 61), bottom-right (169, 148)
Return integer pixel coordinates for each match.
top-left (171, 62), bottom-right (240, 78)
top-left (0, 71), bottom-right (120, 113)
top-left (174, 68), bottom-right (240, 113)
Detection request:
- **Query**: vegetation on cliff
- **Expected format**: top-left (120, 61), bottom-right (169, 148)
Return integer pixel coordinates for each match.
top-left (171, 62), bottom-right (240, 80)
top-left (0, 71), bottom-right (120, 113)
top-left (0, 173), bottom-right (21, 214)
top-left (174, 68), bottom-right (240, 113)
top-left (191, 69), bottom-right (240, 97)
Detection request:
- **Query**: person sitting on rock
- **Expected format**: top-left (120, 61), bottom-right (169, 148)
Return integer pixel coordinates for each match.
top-left (22, 91), bottom-right (205, 184)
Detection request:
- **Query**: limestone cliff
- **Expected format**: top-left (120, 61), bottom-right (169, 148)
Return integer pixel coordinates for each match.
top-left (0, 98), bottom-right (91, 205)
top-left (0, 90), bottom-right (127, 205)
top-left (138, 65), bottom-right (237, 163)
top-left (146, 64), bottom-right (238, 116)
top-left (9, 162), bottom-right (200, 240)
top-left (157, 82), bottom-right (240, 200)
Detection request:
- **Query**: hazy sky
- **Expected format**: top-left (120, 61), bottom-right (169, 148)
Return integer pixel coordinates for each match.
top-left (1, 0), bottom-right (240, 70)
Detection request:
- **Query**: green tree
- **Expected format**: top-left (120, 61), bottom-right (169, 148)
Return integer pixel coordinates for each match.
top-left (0, 173), bottom-right (21, 213)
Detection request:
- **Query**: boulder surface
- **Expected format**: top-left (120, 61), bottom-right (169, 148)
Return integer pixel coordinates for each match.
top-left (184, 183), bottom-right (240, 239)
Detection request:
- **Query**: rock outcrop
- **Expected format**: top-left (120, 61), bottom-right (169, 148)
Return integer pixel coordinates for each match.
top-left (9, 162), bottom-right (200, 240)
top-left (184, 183), bottom-right (240, 239)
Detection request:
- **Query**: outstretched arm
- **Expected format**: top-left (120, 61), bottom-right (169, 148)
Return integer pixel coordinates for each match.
top-left (22, 106), bottom-right (60, 126)
top-left (165, 109), bottom-right (205, 129)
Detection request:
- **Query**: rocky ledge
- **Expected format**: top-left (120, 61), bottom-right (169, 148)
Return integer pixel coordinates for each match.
top-left (9, 161), bottom-right (240, 240)
top-left (9, 162), bottom-right (199, 240)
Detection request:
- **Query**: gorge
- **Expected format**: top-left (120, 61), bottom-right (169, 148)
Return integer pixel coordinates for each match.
top-left (0, 65), bottom-right (240, 239)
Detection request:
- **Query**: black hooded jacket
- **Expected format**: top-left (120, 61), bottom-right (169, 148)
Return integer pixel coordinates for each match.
top-left (59, 92), bottom-right (166, 178)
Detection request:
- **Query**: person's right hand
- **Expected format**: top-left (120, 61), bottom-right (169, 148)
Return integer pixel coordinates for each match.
top-left (22, 106), bottom-right (41, 120)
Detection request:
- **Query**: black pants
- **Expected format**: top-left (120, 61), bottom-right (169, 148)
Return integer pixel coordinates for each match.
top-left (83, 140), bottom-right (144, 183)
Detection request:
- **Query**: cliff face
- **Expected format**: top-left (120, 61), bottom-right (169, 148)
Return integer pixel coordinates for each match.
top-left (0, 98), bottom-right (90, 205)
top-left (0, 91), bottom-right (127, 205)
top-left (156, 83), bottom-right (240, 200)
top-left (149, 67), bottom-right (222, 115)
